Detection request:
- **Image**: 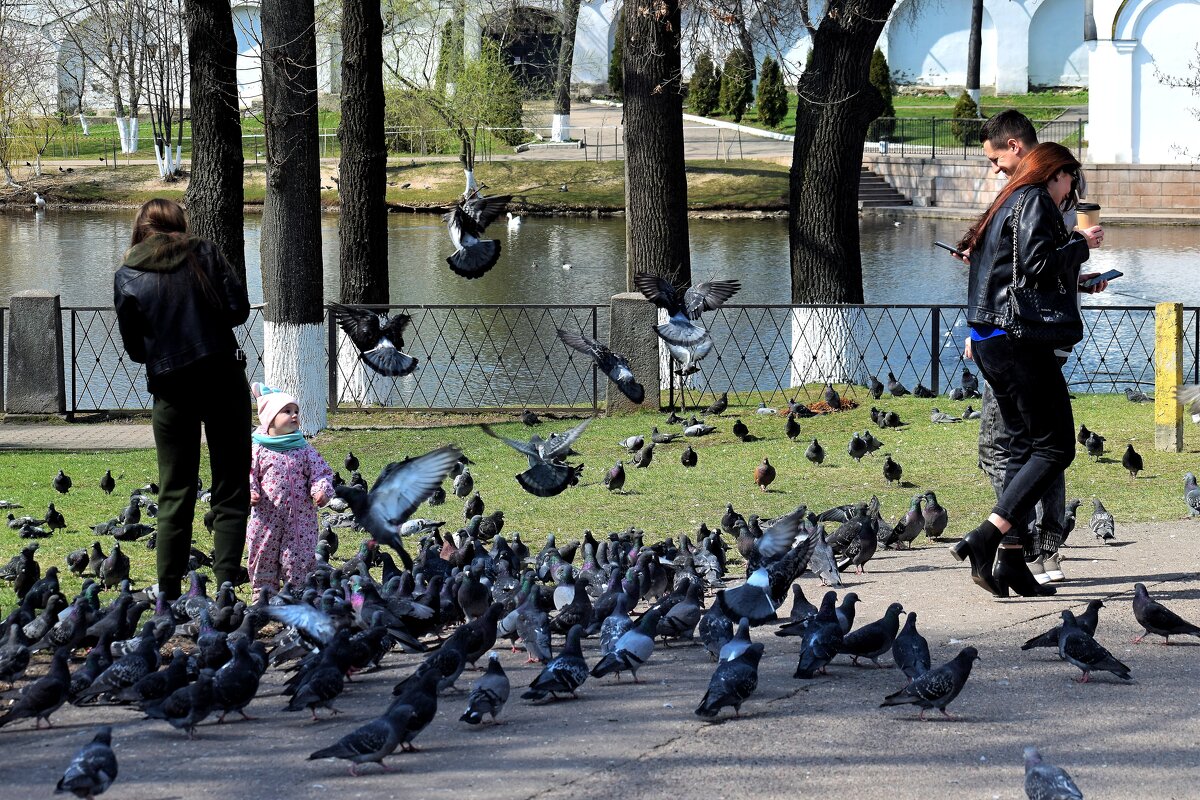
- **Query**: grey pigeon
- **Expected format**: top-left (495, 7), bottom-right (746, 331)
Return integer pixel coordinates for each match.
top-left (557, 328), bottom-right (644, 403)
top-left (809, 527), bottom-right (842, 587)
top-left (718, 617), bottom-right (753, 661)
top-left (695, 642), bottom-right (764, 719)
top-left (961, 368), bottom-right (979, 396)
top-left (591, 607), bottom-right (664, 682)
top-left (922, 490), bottom-right (949, 538)
top-left (481, 419), bottom-right (590, 497)
top-left (633, 272), bottom-right (741, 373)
top-left (838, 602), bottom-right (904, 667)
top-left (515, 592), bottom-right (553, 664)
top-left (1132, 582), bottom-right (1200, 644)
top-left (453, 468), bottom-right (473, 498)
top-left (963, 405), bottom-right (981, 420)
top-left (715, 571), bottom-right (776, 626)
top-left (1184, 472), bottom-right (1200, 517)
top-left (793, 591), bottom-right (843, 679)
top-left (1124, 387), bottom-right (1151, 403)
top-left (55, 726), bottom-right (118, 798)
top-left (704, 391), bottom-right (729, 416)
top-left (892, 612), bottom-right (931, 680)
top-left (698, 604), bottom-right (734, 661)
top-left (1023, 746), bottom-right (1084, 800)
top-left (618, 435), bottom-right (645, 452)
top-left (1089, 499), bottom-right (1115, 542)
top-left (143, 671), bottom-right (216, 737)
top-left (1084, 431), bottom-right (1106, 460)
top-left (886, 371), bottom-right (909, 397)
top-left (788, 584), bottom-right (818, 623)
top-left (308, 703), bottom-right (415, 776)
top-left (460, 653), bottom-right (509, 724)
top-left (1057, 610), bottom-right (1131, 683)
top-left (880, 646), bottom-right (979, 719)
top-left (0, 624), bottom-right (31, 684)
top-left (930, 408), bottom-right (960, 424)
top-left (947, 387), bottom-right (965, 401)
top-left (1022, 600), bottom-right (1104, 651)
top-left (523, 624), bottom-right (589, 700)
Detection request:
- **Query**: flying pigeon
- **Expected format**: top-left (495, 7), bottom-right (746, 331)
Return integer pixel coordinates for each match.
top-left (330, 303), bottom-right (418, 377)
top-left (633, 272), bottom-right (740, 374)
top-left (556, 328), bottom-right (645, 403)
top-left (443, 192), bottom-right (511, 278)
top-left (481, 419), bottom-right (590, 497)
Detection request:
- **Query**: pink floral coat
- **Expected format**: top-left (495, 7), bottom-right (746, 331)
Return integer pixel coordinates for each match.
top-left (246, 443), bottom-right (334, 595)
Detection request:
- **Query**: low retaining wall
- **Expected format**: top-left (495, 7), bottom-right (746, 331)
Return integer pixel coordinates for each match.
top-left (863, 155), bottom-right (1200, 214)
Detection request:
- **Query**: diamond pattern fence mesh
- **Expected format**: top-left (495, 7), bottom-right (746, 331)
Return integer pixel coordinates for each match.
top-left (40, 303), bottom-right (1200, 414)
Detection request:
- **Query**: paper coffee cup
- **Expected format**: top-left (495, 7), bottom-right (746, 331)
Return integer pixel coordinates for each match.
top-left (1076, 201), bottom-right (1101, 230)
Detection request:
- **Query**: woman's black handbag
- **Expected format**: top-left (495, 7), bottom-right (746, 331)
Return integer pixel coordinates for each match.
top-left (1003, 188), bottom-right (1084, 348)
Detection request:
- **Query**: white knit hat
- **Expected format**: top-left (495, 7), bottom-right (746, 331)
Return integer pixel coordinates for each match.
top-left (251, 382), bottom-right (298, 433)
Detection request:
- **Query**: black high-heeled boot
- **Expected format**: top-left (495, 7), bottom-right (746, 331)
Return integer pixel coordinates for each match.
top-left (948, 523), bottom-right (1006, 597)
top-left (993, 546), bottom-right (1056, 597)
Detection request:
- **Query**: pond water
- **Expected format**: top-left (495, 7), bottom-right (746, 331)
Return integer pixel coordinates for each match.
top-left (1, 209), bottom-right (1198, 307)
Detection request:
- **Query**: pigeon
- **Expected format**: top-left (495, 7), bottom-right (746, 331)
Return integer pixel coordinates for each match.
top-left (1062, 498), bottom-right (1082, 541)
top-left (45, 503), bottom-right (66, 531)
top-left (947, 387), bottom-right (965, 401)
top-left (912, 382), bottom-right (935, 398)
top-left (793, 592), bottom-right (843, 679)
top-left (330, 304), bottom-right (418, 377)
top-left (1084, 431), bottom-right (1106, 460)
top-left (683, 420), bottom-right (715, 437)
top-left (805, 439), bottom-right (825, 466)
top-left (892, 612), bottom-right (931, 680)
top-left (55, 726), bottom-right (118, 798)
top-left (212, 635), bottom-right (264, 722)
top-left (704, 392), bottom-right (729, 416)
top-left (1124, 387), bottom-right (1151, 403)
top-left (1057, 610), bottom-right (1131, 682)
top-left (1185, 472), bottom-right (1200, 517)
top-left (785, 413), bottom-right (801, 441)
top-left (754, 458), bottom-right (776, 492)
top-left (930, 408), bottom-right (961, 424)
top-left (1023, 746), bottom-right (1084, 800)
top-left (822, 383), bottom-right (842, 409)
top-left (333, 446), bottom-right (462, 561)
top-left (882, 455), bottom-right (903, 485)
top-left (1132, 582), bottom-right (1200, 644)
top-left (556, 328), bottom-right (645, 403)
top-left (459, 653), bottom-right (509, 724)
top-left (838, 602), bottom-right (904, 667)
top-left (963, 405), bottom-right (981, 420)
top-left (718, 617), bottom-right (754, 661)
top-left (1076, 424), bottom-right (1091, 447)
top-left (680, 446), bottom-right (698, 467)
top-left (695, 642), bottom-right (764, 719)
top-left (53, 470), bottom-right (73, 494)
top-left (631, 442), bottom-right (655, 468)
top-left (1089, 499), bottom-right (1115, 542)
top-left (618, 434), bottom-right (645, 452)
top-left (0, 624), bottom-right (31, 684)
top-left (960, 368), bottom-right (979, 396)
top-left (443, 191), bottom-right (510, 278)
top-left (453, 468), bottom-right (473, 498)
top-left (886, 371), bottom-right (909, 397)
top-left (922, 490), bottom-right (949, 538)
top-left (481, 419), bottom-right (590, 497)
top-left (715, 572), bottom-right (777, 627)
top-left (1022, 600), bottom-right (1104, 651)
top-left (888, 495), bottom-right (924, 549)
top-left (847, 433), bottom-right (867, 462)
top-left (809, 527), bottom-right (842, 587)
top-left (1120, 444), bottom-right (1143, 478)
top-left (0, 646), bottom-right (71, 728)
top-left (599, 461), bottom-right (627, 494)
top-left (523, 624), bottom-right (589, 700)
top-left (344, 451), bottom-right (360, 472)
top-left (732, 419), bottom-right (749, 440)
top-left (98, 543), bottom-right (130, 589)
top-left (786, 585), bottom-right (819, 624)
top-left (866, 375), bottom-right (884, 399)
top-left (591, 607), bottom-right (664, 682)
top-left (308, 703), bottom-right (415, 776)
top-left (880, 646), bottom-right (979, 719)
top-left (633, 272), bottom-right (740, 373)
top-left (520, 409), bottom-right (540, 426)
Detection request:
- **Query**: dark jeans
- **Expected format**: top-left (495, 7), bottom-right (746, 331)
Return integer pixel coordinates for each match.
top-left (151, 358), bottom-right (251, 599)
top-left (972, 335), bottom-right (1075, 535)
top-left (979, 382), bottom-right (1067, 555)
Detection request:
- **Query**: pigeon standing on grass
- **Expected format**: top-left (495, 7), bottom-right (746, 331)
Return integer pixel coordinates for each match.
top-left (879, 646), bottom-right (979, 720)
top-left (1121, 444), bottom-right (1143, 478)
top-left (1132, 582), bottom-right (1200, 644)
top-left (55, 726), bottom-right (118, 798)
top-left (805, 439), bottom-right (825, 465)
top-left (1184, 472), bottom-right (1200, 517)
top-left (1023, 746), bottom-right (1083, 800)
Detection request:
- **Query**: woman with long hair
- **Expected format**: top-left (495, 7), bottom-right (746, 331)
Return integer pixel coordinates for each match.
top-left (114, 199), bottom-right (252, 601)
top-left (950, 142), bottom-right (1105, 598)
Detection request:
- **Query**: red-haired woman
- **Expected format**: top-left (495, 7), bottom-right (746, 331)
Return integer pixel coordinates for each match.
top-left (114, 199), bottom-right (251, 601)
top-left (951, 143), bottom-right (1105, 598)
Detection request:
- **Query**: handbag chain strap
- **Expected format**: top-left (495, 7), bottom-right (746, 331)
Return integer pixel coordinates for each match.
top-left (1010, 186), bottom-right (1066, 295)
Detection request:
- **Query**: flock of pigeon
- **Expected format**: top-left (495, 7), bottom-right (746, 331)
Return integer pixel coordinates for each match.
top-left (1, 393), bottom-right (1199, 798)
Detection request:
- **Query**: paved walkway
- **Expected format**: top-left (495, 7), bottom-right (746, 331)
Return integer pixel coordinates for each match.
top-left (0, 421), bottom-right (159, 451)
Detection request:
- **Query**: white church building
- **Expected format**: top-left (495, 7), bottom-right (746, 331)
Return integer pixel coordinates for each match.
top-left (36, 0), bottom-right (1200, 164)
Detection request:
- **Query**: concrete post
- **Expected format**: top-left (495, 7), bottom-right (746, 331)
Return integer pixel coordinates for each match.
top-left (1154, 302), bottom-right (1182, 452)
top-left (6, 291), bottom-right (66, 415)
top-left (608, 292), bottom-right (659, 413)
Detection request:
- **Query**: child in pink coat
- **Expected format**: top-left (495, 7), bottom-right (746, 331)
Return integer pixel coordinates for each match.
top-left (246, 383), bottom-right (334, 600)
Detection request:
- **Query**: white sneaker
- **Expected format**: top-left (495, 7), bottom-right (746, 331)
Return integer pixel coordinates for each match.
top-left (1029, 556), bottom-right (1051, 585)
top-left (1044, 552), bottom-right (1066, 582)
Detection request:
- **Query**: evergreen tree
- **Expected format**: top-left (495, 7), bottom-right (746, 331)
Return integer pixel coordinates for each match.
top-left (608, 10), bottom-right (624, 99)
top-left (719, 48), bottom-right (752, 122)
top-left (869, 48), bottom-right (895, 137)
top-left (756, 56), bottom-right (788, 127)
top-left (434, 17), bottom-right (464, 92)
top-left (689, 51), bottom-right (719, 116)
top-left (951, 90), bottom-right (981, 144)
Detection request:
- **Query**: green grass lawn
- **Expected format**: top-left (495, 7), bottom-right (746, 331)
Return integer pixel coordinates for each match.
top-left (2, 393), bottom-right (1196, 609)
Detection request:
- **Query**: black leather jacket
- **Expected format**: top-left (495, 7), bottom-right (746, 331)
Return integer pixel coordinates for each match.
top-left (114, 234), bottom-right (250, 391)
top-left (967, 185), bottom-right (1090, 329)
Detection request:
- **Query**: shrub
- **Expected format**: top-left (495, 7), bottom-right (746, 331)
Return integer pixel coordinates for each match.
top-left (950, 90), bottom-right (982, 145)
top-left (689, 52), bottom-right (720, 116)
top-left (434, 18), bottom-right (464, 93)
top-left (719, 48), bottom-right (753, 122)
top-left (756, 56), bottom-right (788, 127)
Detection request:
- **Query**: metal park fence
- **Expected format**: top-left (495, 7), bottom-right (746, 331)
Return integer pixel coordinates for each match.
top-left (864, 118), bottom-right (1085, 159)
top-left (18, 302), bottom-right (1196, 416)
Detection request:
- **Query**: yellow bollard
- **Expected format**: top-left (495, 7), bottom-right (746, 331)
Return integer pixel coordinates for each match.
top-left (1154, 302), bottom-right (1183, 452)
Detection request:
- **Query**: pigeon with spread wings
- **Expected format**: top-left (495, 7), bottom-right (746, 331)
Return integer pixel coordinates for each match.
top-left (481, 419), bottom-right (590, 497)
top-left (443, 193), bottom-right (512, 278)
top-left (633, 273), bottom-right (740, 374)
top-left (330, 303), bottom-right (419, 377)
top-left (555, 328), bottom-right (644, 404)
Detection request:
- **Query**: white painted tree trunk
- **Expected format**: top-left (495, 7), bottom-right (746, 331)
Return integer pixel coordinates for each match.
top-left (78, 113), bottom-right (90, 136)
top-left (115, 117), bottom-right (129, 153)
top-left (335, 330), bottom-right (400, 407)
top-left (34, 154), bottom-right (42, 176)
top-left (174, 144), bottom-right (182, 174)
top-left (789, 306), bottom-right (866, 389)
top-left (551, 113), bottom-right (570, 142)
top-left (463, 168), bottom-right (477, 196)
top-left (263, 320), bottom-right (328, 434)
top-left (124, 117), bottom-right (139, 153)
top-left (153, 141), bottom-right (167, 177)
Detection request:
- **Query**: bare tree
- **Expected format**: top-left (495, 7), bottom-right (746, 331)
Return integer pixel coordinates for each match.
top-left (0, 0), bottom-right (57, 186)
top-left (965, 0), bottom-right (983, 107)
top-left (551, 0), bottom-right (580, 141)
top-left (140, 0), bottom-right (189, 176)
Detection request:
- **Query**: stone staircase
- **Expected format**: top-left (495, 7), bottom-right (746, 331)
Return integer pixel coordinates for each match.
top-left (859, 166), bottom-right (911, 207)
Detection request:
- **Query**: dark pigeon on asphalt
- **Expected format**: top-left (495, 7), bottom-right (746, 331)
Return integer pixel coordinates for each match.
top-left (892, 612), bottom-right (931, 680)
top-left (880, 646), bottom-right (979, 719)
top-left (523, 624), bottom-right (590, 700)
top-left (1089, 499), bottom-right (1115, 542)
top-left (309, 703), bottom-right (415, 776)
top-left (55, 725), bottom-right (118, 798)
top-left (838, 602), bottom-right (904, 668)
top-left (591, 607), bottom-right (664, 682)
top-left (1023, 746), bottom-right (1084, 800)
top-left (331, 303), bottom-right (418, 376)
top-left (1022, 600), bottom-right (1104, 651)
top-left (1132, 582), bottom-right (1200, 644)
top-left (695, 642), bottom-right (764, 719)
top-left (459, 653), bottom-right (510, 724)
top-left (793, 591), bottom-right (843, 679)
top-left (1057, 610), bottom-right (1131, 683)
top-left (0, 646), bottom-right (71, 728)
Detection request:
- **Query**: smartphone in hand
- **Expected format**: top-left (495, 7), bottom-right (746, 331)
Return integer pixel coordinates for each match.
top-left (934, 241), bottom-right (967, 258)
top-left (1080, 269), bottom-right (1123, 288)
